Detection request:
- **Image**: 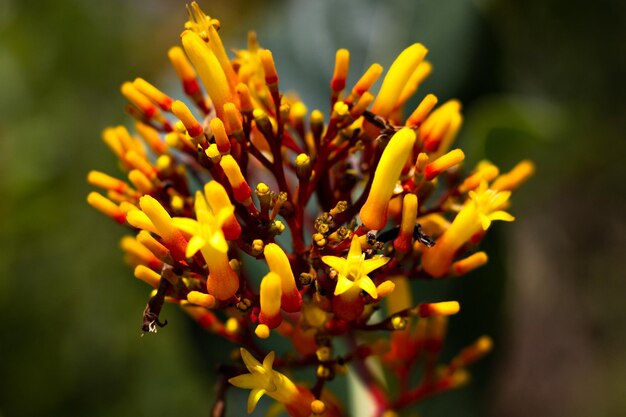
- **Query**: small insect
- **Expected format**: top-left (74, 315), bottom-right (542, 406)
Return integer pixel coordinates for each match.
top-left (375, 224), bottom-right (436, 248)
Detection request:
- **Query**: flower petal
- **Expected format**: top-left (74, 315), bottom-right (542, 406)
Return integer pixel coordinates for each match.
top-left (361, 256), bottom-right (390, 275)
top-left (228, 374), bottom-right (259, 389)
top-left (263, 351), bottom-right (275, 370)
top-left (489, 210), bottom-right (515, 223)
top-left (240, 348), bottom-right (262, 373)
top-left (334, 276), bottom-right (355, 296)
top-left (347, 235), bottom-right (363, 260)
top-left (321, 256), bottom-right (347, 274)
top-left (357, 276), bottom-right (378, 299)
top-left (247, 388), bottom-right (266, 413)
top-left (172, 217), bottom-right (199, 235)
top-left (186, 235), bottom-right (206, 258)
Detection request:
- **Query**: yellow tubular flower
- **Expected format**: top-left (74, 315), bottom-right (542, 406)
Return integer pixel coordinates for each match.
top-left (364, 43), bottom-right (427, 137)
top-left (322, 235), bottom-right (390, 299)
top-left (229, 349), bottom-right (314, 417)
top-left (138, 195), bottom-right (188, 261)
top-left (87, 192), bottom-right (126, 224)
top-left (394, 193), bottom-right (419, 253)
top-left (360, 128), bottom-right (416, 230)
top-left (451, 251), bottom-right (488, 276)
top-left (258, 271), bottom-right (283, 332)
top-left (372, 43), bottom-right (428, 118)
top-left (220, 154), bottom-right (252, 204)
top-left (203, 180), bottom-right (241, 240)
top-left (181, 30), bottom-right (232, 118)
top-left (264, 243), bottom-right (302, 313)
top-left (171, 100), bottom-right (204, 138)
top-left (184, 191), bottom-right (239, 301)
top-left (331, 48), bottom-right (350, 93)
top-left (491, 160), bottom-right (535, 191)
top-left (424, 149), bottom-right (465, 181)
top-left (422, 181), bottom-right (515, 277)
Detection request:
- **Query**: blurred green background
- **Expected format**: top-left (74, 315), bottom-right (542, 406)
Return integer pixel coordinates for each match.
top-left (1, 0), bottom-right (625, 416)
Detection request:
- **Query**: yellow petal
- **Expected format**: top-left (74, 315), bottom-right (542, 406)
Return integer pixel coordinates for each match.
top-left (186, 235), bottom-right (206, 258)
top-left (172, 217), bottom-right (199, 235)
top-left (347, 235), bottom-right (363, 260)
top-left (480, 214), bottom-right (492, 230)
top-left (357, 276), bottom-right (378, 299)
top-left (361, 256), bottom-right (390, 275)
top-left (334, 276), bottom-right (355, 296)
top-left (247, 388), bottom-right (266, 413)
top-left (489, 210), bottom-right (515, 223)
top-left (228, 374), bottom-right (259, 389)
top-left (263, 351), bottom-right (275, 370)
top-left (240, 348), bottom-right (262, 372)
top-left (209, 230), bottom-right (229, 253)
top-left (321, 256), bottom-right (347, 274)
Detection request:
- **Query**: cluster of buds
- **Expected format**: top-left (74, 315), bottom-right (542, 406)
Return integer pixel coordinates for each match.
top-left (87, 3), bottom-right (533, 416)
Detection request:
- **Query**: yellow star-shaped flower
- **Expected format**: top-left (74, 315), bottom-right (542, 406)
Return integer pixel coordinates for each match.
top-left (468, 181), bottom-right (515, 230)
top-left (228, 349), bottom-right (299, 413)
top-left (321, 235), bottom-right (390, 298)
top-left (173, 191), bottom-right (233, 258)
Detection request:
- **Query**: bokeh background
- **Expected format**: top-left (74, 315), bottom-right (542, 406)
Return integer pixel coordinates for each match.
top-left (1, 0), bottom-right (625, 416)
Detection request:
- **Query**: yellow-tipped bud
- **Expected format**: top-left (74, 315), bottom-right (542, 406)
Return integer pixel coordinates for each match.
top-left (360, 128), bottom-right (416, 230)
top-left (407, 93), bottom-right (438, 127)
top-left (376, 280), bottom-right (396, 298)
top-left (449, 336), bottom-right (493, 373)
top-left (350, 91), bottom-right (374, 119)
top-left (491, 160), bottom-right (535, 191)
top-left (220, 154), bottom-right (251, 203)
top-left (259, 272), bottom-right (283, 329)
top-left (420, 100), bottom-right (462, 154)
top-left (451, 251), bottom-right (488, 276)
top-left (181, 30), bottom-right (232, 118)
top-left (133, 78), bottom-right (173, 111)
top-left (136, 122), bottom-right (167, 155)
top-left (418, 301), bottom-right (460, 318)
top-left (171, 100), bottom-right (204, 138)
top-left (168, 46), bottom-right (198, 89)
top-left (87, 192), bottom-right (126, 224)
top-left (125, 151), bottom-right (157, 180)
top-left (394, 193), bottom-right (418, 253)
top-left (235, 83), bottom-right (254, 114)
top-left (134, 265), bottom-right (161, 288)
top-left (209, 117), bottom-right (231, 153)
top-left (371, 44), bottom-right (428, 119)
top-left (331, 48), bottom-right (350, 92)
top-left (223, 102), bottom-right (243, 135)
top-left (137, 230), bottom-right (169, 260)
top-left (395, 61), bottom-right (432, 111)
top-left (187, 291), bottom-right (216, 308)
top-left (264, 243), bottom-right (302, 313)
top-left (349, 63), bottom-right (383, 102)
top-left (128, 169), bottom-right (154, 195)
top-left (87, 171), bottom-right (129, 194)
top-left (121, 82), bottom-right (158, 118)
top-left (424, 149), bottom-right (465, 181)
top-left (259, 49), bottom-right (279, 86)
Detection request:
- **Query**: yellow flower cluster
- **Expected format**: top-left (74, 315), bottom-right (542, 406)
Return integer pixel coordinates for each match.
top-left (87, 3), bottom-right (534, 416)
